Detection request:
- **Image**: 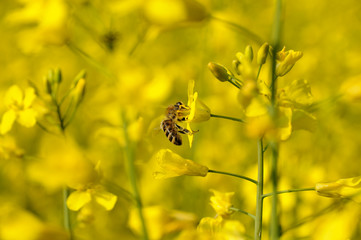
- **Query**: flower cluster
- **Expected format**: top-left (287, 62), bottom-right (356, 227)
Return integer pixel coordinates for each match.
top-left (209, 44), bottom-right (315, 141)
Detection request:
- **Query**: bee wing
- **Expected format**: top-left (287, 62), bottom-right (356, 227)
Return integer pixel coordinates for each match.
top-left (147, 115), bottom-right (164, 137)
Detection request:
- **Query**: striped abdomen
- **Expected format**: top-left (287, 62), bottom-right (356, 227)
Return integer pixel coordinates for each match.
top-left (161, 119), bottom-right (182, 145)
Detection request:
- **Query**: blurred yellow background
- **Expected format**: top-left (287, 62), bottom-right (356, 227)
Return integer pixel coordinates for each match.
top-left (1, 0), bottom-right (361, 239)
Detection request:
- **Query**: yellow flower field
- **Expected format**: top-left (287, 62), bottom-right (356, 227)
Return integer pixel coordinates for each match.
top-left (1, 0), bottom-right (361, 239)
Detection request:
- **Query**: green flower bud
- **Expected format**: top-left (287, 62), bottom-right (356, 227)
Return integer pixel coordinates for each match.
top-left (54, 68), bottom-right (62, 84)
top-left (208, 62), bottom-right (230, 82)
top-left (257, 42), bottom-right (269, 65)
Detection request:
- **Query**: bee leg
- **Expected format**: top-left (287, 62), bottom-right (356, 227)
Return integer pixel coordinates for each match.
top-left (176, 124), bottom-right (198, 135)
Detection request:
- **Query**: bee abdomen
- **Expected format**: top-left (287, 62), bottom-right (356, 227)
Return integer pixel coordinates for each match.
top-left (161, 120), bottom-right (182, 146)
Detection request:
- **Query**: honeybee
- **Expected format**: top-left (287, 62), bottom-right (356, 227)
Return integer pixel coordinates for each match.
top-left (161, 102), bottom-right (195, 146)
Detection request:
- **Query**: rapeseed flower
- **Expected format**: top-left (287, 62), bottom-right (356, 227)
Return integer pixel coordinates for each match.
top-left (171, 80), bottom-right (210, 147)
top-left (275, 46), bottom-right (303, 77)
top-left (67, 184), bottom-right (118, 211)
top-left (0, 85), bottom-right (38, 135)
top-left (6, 0), bottom-right (69, 53)
top-left (316, 176), bottom-right (361, 202)
top-left (209, 190), bottom-right (235, 218)
top-left (153, 149), bottom-right (208, 179)
top-left (128, 205), bottom-right (197, 239)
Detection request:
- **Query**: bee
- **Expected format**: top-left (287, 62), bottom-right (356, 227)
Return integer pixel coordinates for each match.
top-left (161, 102), bottom-right (195, 146)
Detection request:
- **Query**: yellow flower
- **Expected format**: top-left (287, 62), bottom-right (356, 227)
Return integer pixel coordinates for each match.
top-left (66, 160), bottom-right (117, 211)
top-left (275, 47), bottom-right (303, 77)
top-left (0, 203), bottom-right (68, 240)
top-left (197, 216), bottom-right (223, 236)
top-left (316, 176), bottom-right (361, 202)
top-left (6, 0), bottom-right (69, 53)
top-left (340, 74), bottom-right (361, 102)
top-left (209, 190), bottom-right (235, 218)
top-left (172, 80), bottom-right (210, 147)
top-left (187, 80), bottom-right (211, 123)
top-left (1, 85), bottom-right (38, 135)
top-left (67, 184), bottom-right (118, 211)
top-left (128, 205), bottom-right (197, 239)
top-left (143, 0), bottom-right (208, 26)
top-left (153, 149), bottom-right (208, 179)
top-left (197, 216), bottom-right (246, 239)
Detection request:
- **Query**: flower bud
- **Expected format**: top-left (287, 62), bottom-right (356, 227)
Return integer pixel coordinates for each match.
top-left (257, 42), bottom-right (269, 65)
top-left (54, 68), bottom-right (62, 84)
top-left (245, 45), bottom-right (253, 61)
top-left (208, 62), bottom-right (230, 82)
top-left (275, 47), bottom-right (303, 77)
top-left (232, 60), bottom-right (241, 75)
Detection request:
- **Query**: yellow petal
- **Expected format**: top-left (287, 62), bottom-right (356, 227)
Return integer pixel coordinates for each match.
top-left (1, 110), bottom-right (17, 135)
top-left (4, 85), bottom-right (23, 108)
top-left (188, 79), bottom-right (195, 106)
top-left (67, 190), bottom-right (92, 211)
top-left (245, 97), bottom-right (268, 117)
top-left (17, 109), bottom-right (37, 128)
top-left (93, 188), bottom-right (118, 211)
top-left (187, 122), bottom-right (194, 148)
top-left (277, 107), bottom-right (292, 141)
top-left (197, 216), bottom-right (223, 235)
top-left (23, 87), bottom-right (36, 108)
top-left (316, 176), bottom-right (361, 202)
top-left (153, 149), bottom-right (208, 179)
top-left (209, 189), bottom-right (235, 217)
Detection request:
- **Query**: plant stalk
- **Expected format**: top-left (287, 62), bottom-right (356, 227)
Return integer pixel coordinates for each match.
top-left (208, 169), bottom-right (257, 185)
top-left (122, 113), bottom-right (149, 240)
top-left (210, 114), bottom-right (244, 123)
top-left (254, 138), bottom-right (264, 240)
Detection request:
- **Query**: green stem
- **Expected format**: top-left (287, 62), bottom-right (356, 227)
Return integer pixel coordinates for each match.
top-left (230, 207), bottom-right (256, 220)
top-left (262, 187), bottom-right (315, 199)
top-left (122, 113), bottom-right (149, 240)
top-left (254, 138), bottom-right (264, 240)
top-left (62, 186), bottom-right (72, 240)
top-left (208, 169), bottom-right (257, 185)
top-left (270, 0), bottom-right (283, 239)
top-left (227, 78), bottom-right (241, 89)
top-left (66, 41), bottom-right (116, 80)
top-left (210, 114), bottom-right (245, 123)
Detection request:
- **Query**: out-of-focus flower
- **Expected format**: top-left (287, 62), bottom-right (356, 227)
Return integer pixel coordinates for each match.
top-left (6, 0), bottom-right (69, 53)
top-left (0, 203), bottom-right (69, 240)
top-left (340, 74), bottom-right (361, 102)
top-left (209, 190), bottom-right (235, 218)
top-left (275, 47), bottom-right (303, 77)
top-left (28, 137), bottom-right (99, 191)
top-left (316, 176), bottom-right (361, 202)
top-left (197, 216), bottom-right (246, 239)
top-left (0, 85), bottom-right (38, 135)
top-left (143, 0), bottom-right (208, 26)
top-left (0, 136), bottom-right (24, 159)
top-left (65, 159), bottom-right (117, 212)
top-left (243, 78), bottom-right (315, 140)
top-left (128, 205), bottom-right (197, 240)
top-left (67, 183), bottom-right (118, 211)
top-left (153, 149), bottom-right (208, 179)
